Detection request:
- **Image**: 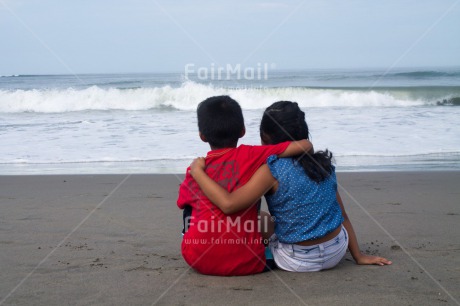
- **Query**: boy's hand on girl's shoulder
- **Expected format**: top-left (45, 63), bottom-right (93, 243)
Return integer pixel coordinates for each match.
top-left (189, 157), bottom-right (206, 177)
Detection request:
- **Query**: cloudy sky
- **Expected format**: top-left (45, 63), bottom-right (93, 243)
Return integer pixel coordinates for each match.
top-left (1, 0), bottom-right (459, 75)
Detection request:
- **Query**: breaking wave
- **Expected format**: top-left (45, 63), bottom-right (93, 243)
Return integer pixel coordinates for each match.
top-left (1, 81), bottom-right (458, 113)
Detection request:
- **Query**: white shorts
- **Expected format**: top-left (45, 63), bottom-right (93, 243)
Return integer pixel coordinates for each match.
top-left (269, 226), bottom-right (348, 272)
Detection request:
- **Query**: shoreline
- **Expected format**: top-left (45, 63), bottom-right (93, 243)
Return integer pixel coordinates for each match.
top-left (0, 159), bottom-right (460, 176)
top-left (1, 172), bottom-right (459, 305)
top-left (2, 150), bottom-right (460, 176)
top-left (2, 168), bottom-right (460, 177)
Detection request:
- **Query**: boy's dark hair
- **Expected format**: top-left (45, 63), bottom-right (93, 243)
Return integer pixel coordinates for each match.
top-left (197, 95), bottom-right (245, 148)
top-left (260, 101), bottom-right (333, 183)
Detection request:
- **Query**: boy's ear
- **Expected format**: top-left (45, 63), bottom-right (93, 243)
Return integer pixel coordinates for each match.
top-left (239, 127), bottom-right (246, 138)
top-left (199, 132), bottom-right (208, 143)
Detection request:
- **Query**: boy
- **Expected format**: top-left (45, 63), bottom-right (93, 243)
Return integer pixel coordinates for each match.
top-left (177, 96), bottom-right (312, 276)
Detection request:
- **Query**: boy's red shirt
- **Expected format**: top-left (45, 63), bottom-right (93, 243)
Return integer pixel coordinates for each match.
top-left (177, 142), bottom-right (290, 276)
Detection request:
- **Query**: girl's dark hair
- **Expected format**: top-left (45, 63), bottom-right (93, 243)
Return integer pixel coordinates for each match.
top-left (260, 101), bottom-right (333, 183)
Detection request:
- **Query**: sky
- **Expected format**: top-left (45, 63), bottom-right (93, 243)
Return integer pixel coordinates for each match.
top-left (0, 0), bottom-right (459, 75)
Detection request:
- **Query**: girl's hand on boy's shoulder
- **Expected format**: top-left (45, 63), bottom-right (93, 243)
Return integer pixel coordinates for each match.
top-left (356, 253), bottom-right (392, 266)
top-left (189, 157), bottom-right (206, 176)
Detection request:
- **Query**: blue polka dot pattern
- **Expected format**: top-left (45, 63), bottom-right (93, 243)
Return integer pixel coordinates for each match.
top-left (266, 155), bottom-right (344, 244)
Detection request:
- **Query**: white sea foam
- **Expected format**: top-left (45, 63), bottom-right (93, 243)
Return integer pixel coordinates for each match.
top-left (0, 81), bottom-right (429, 113)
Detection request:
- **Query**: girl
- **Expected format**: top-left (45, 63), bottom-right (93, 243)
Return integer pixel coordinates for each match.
top-left (189, 101), bottom-right (391, 272)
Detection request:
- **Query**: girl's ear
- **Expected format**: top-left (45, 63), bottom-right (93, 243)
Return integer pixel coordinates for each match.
top-left (239, 127), bottom-right (246, 138)
top-left (260, 132), bottom-right (271, 145)
top-left (199, 132), bottom-right (208, 143)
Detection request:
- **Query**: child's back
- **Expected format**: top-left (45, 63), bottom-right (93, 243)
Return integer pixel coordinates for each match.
top-left (177, 96), bottom-right (291, 275)
top-left (178, 143), bottom-right (289, 275)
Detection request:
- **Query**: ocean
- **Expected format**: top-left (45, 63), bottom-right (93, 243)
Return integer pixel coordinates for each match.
top-left (1, 68), bottom-right (460, 174)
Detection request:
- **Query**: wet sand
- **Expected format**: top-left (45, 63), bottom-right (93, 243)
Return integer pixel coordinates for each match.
top-left (0, 172), bottom-right (459, 305)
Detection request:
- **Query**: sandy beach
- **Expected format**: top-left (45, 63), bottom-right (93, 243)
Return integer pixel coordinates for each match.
top-left (0, 172), bottom-right (459, 305)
